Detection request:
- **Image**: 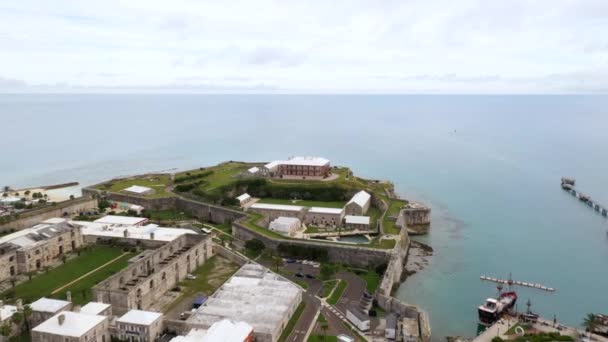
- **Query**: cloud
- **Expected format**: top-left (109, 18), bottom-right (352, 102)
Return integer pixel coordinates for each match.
top-left (0, 77), bottom-right (27, 89)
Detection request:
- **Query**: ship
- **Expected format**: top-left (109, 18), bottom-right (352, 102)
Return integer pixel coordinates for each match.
top-left (477, 291), bottom-right (517, 325)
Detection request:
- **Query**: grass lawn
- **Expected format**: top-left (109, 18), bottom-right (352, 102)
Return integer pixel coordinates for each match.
top-left (145, 209), bottom-right (193, 221)
top-left (164, 256), bottom-right (239, 313)
top-left (382, 199), bottom-right (407, 235)
top-left (257, 198), bottom-right (346, 208)
top-left (358, 271), bottom-right (381, 293)
top-left (294, 279), bottom-right (310, 290)
top-left (368, 238), bottom-right (396, 249)
top-left (4, 246), bottom-right (130, 304)
top-left (97, 174), bottom-right (174, 198)
top-left (195, 163), bottom-right (251, 192)
top-left (278, 302), bottom-right (306, 342)
top-left (321, 280), bottom-right (339, 298)
top-left (308, 336), bottom-right (338, 342)
top-left (327, 279), bottom-right (347, 305)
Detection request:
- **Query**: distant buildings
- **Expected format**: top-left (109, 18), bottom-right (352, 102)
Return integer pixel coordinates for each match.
top-left (236, 193), bottom-right (253, 207)
top-left (264, 156), bottom-right (331, 180)
top-left (0, 218), bottom-right (84, 282)
top-left (122, 185), bottom-right (155, 196)
top-left (187, 263), bottom-right (302, 342)
top-left (93, 215), bottom-right (148, 227)
top-left (344, 190), bottom-right (371, 215)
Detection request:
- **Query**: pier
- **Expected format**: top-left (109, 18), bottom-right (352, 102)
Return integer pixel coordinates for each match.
top-left (561, 177), bottom-right (608, 218)
top-left (480, 275), bottom-right (555, 292)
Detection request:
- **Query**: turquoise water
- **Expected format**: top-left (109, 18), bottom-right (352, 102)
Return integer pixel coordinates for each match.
top-left (2, 94), bottom-right (608, 339)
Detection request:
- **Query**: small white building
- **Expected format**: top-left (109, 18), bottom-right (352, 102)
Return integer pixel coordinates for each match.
top-left (385, 314), bottom-right (397, 340)
top-left (345, 190), bottom-right (371, 215)
top-left (129, 204), bottom-right (145, 215)
top-left (122, 185), bottom-right (156, 196)
top-left (79, 302), bottom-right (112, 316)
top-left (247, 166), bottom-right (260, 174)
top-left (93, 215), bottom-right (149, 227)
top-left (30, 297), bottom-right (72, 327)
top-left (116, 309), bottom-right (163, 342)
top-left (236, 193), bottom-right (252, 207)
top-left (346, 307), bottom-right (370, 332)
top-left (32, 311), bottom-right (109, 342)
top-left (269, 217), bottom-right (301, 236)
top-left (344, 215), bottom-right (371, 230)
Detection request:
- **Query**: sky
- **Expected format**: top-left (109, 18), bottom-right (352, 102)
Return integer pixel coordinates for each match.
top-left (0, 0), bottom-right (607, 93)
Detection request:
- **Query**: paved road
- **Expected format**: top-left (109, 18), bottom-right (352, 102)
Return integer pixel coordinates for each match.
top-left (335, 271), bottom-right (367, 314)
top-left (286, 276), bottom-right (322, 342)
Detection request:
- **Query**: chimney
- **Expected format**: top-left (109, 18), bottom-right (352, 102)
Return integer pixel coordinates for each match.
top-left (58, 314), bottom-right (65, 326)
top-left (15, 299), bottom-right (22, 310)
top-left (66, 291), bottom-right (72, 302)
top-left (150, 232), bottom-right (154, 240)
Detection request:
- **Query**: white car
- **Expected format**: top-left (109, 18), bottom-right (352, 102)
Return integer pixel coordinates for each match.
top-left (186, 274), bottom-right (197, 280)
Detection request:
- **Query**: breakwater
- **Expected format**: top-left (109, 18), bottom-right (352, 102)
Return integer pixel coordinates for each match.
top-left (560, 178), bottom-right (608, 218)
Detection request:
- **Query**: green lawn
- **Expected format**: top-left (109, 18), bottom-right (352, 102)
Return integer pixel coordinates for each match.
top-left (278, 302), bottom-right (306, 342)
top-left (358, 271), bottom-right (381, 293)
top-left (327, 279), bottom-right (347, 305)
top-left (145, 209), bottom-right (193, 221)
top-left (3, 246), bottom-right (131, 304)
top-left (196, 163), bottom-right (251, 192)
top-left (294, 279), bottom-right (310, 290)
top-left (97, 175), bottom-right (173, 198)
top-left (382, 199), bottom-right (407, 235)
top-left (321, 280), bottom-right (339, 298)
top-left (308, 336), bottom-right (338, 342)
top-left (257, 198), bottom-right (346, 208)
top-left (368, 238), bottom-right (396, 249)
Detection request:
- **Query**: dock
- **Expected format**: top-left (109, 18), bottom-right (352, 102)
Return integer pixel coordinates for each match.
top-left (561, 178), bottom-right (608, 218)
top-left (480, 275), bottom-right (555, 292)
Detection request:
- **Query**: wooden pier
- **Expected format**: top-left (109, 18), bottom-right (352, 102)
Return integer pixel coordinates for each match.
top-left (480, 275), bottom-right (556, 292)
top-left (561, 177), bottom-right (608, 218)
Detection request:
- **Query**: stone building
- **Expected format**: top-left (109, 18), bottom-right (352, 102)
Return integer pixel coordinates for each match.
top-left (344, 191), bottom-right (371, 216)
top-left (401, 202), bottom-right (431, 225)
top-left (115, 309), bottom-right (163, 342)
top-left (30, 297), bottom-right (72, 327)
top-left (344, 215), bottom-right (371, 230)
top-left (248, 203), bottom-right (305, 221)
top-left (80, 302), bottom-right (112, 316)
top-left (92, 234), bottom-right (212, 315)
top-left (304, 207), bottom-right (345, 227)
top-left (32, 311), bottom-right (110, 342)
top-left (0, 218), bottom-right (84, 282)
top-left (263, 157), bottom-right (331, 180)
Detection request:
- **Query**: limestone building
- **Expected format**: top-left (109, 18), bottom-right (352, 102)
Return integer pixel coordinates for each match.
top-left (32, 311), bottom-right (110, 342)
top-left (115, 309), bottom-right (163, 342)
top-left (30, 297), bottom-right (72, 327)
top-left (248, 203), bottom-right (305, 221)
top-left (304, 207), bottom-right (345, 227)
top-left (344, 191), bottom-right (371, 215)
top-left (92, 234), bottom-right (212, 315)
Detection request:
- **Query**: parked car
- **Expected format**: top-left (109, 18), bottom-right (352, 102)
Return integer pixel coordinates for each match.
top-left (286, 259), bottom-right (296, 263)
top-left (305, 274), bottom-right (315, 279)
top-left (186, 274), bottom-right (197, 280)
top-left (295, 273), bottom-right (304, 278)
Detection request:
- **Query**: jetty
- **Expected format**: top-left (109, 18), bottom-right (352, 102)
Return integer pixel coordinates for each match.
top-left (480, 275), bottom-right (555, 292)
top-left (560, 177), bottom-right (608, 218)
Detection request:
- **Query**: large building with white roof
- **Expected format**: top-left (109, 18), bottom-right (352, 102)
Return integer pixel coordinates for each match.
top-left (93, 215), bottom-right (148, 227)
top-left (344, 215), bottom-right (371, 230)
top-left (248, 203), bottom-right (305, 221)
top-left (264, 156), bottom-right (331, 179)
top-left (75, 220), bottom-right (196, 246)
top-left (115, 309), bottom-right (163, 342)
top-left (30, 297), bottom-right (72, 327)
top-left (187, 263), bottom-right (302, 342)
top-left (304, 207), bottom-right (345, 227)
top-left (345, 190), bottom-right (371, 215)
top-left (171, 320), bottom-right (253, 342)
top-left (32, 311), bottom-right (110, 342)
top-left (122, 185), bottom-right (155, 196)
top-left (0, 218), bottom-right (83, 281)
top-left (268, 217), bottom-right (301, 236)
top-left (80, 302), bottom-right (112, 316)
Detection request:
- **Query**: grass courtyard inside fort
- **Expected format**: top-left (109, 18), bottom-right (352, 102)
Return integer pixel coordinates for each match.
top-left (3, 246), bottom-right (135, 305)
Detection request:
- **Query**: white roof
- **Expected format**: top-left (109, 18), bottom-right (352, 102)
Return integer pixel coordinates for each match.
top-left (345, 215), bottom-right (370, 225)
top-left (79, 302), bottom-right (111, 315)
top-left (0, 305), bottom-right (17, 321)
top-left (236, 193), bottom-right (251, 202)
top-left (75, 221), bottom-right (195, 242)
top-left (309, 207), bottom-right (344, 215)
top-left (282, 156), bottom-right (330, 167)
top-left (347, 190), bottom-right (371, 207)
top-left (201, 319), bottom-right (253, 342)
top-left (250, 203), bottom-right (304, 212)
top-left (129, 204), bottom-right (144, 210)
top-left (30, 298), bottom-right (71, 313)
top-left (263, 160), bottom-right (282, 170)
top-left (117, 310), bottom-right (162, 326)
top-left (33, 311), bottom-right (107, 338)
top-left (93, 215), bottom-right (147, 226)
top-left (43, 218), bottom-right (68, 224)
top-left (123, 185), bottom-right (153, 194)
top-left (170, 329), bottom-right (207, 342)
top-left (0, 196), bottom-right (22, 203)
top-left (247, 167), bottom-right (260, 173)
top-left (272, 217), bottom-right (301, 225)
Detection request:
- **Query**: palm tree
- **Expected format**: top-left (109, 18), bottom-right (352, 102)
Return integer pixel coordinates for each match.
top-left (583, 313), bottom-right (598, 336)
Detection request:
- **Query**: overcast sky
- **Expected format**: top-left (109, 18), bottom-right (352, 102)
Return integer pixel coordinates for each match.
top-left (1, 0), bottom-right (607, 93)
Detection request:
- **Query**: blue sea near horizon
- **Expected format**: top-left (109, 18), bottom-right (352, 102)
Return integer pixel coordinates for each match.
top-left (2, 94), bottom-right (608, 340)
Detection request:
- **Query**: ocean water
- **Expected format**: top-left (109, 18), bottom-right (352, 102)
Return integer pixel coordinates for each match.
top-left (2, 94), bottom-right (608, 339)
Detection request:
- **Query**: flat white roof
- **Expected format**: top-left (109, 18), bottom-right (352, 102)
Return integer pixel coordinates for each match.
top-left (272, 217), bottom-right (301, 224)
top-left (93, 215), bottom-right (147, 226)
top-left (33, 311), bottom-right (106, 338)
top-left (248, 167), bottom-right (260, 173)
top-left (0, 305), bottom-right (17, 321)
top-left (282, 156), bottom-right (330, 167)
top-left (309, 207), bottom-right (344, 215)
top-left (43, 218), bottom-right (68, 224)
top-left (117, 310), bottom-right (162, 326)
top-left (345, 215), bottom-right (370, 225)
top-left (30, 298), bottom-right (71, 313)
top-left (347, 190), bottom-right (371, 207)
top-left (201, 319), bottom-right (253, 342)
top-left (123, 185), bottom-right (153, 194)
top-left (75, 221), bottom-right (195, 242)
top-left (263, 160), bottom-right (282, 170)
top-left (79, 302), bottom-right (111, 315)
top-left (250, 203), bottom-right (304, 212)
top-left (236, 193), bottom-right (251, 202)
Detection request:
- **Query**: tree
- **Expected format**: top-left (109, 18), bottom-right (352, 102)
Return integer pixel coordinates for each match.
top-left (24, 190), bottom-right (30, 196)
top-left (26, 271), bottom-right (36, 280)
top-left (320, 264), bottom-right (337, 281)
top-left (0, 323), bottom-right (11, 338)
top-left (244, 239), bottom-right (265, 255)
top-left (583, 313), bottom-right (598, 335)
top-left (10, 312), bottom-right (23, 332)
top-left (22, 305), bottom-right (32, 331)
top-left (2, 193), bottom-right (7, 198)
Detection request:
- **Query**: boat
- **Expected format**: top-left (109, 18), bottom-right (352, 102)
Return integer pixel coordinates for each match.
top-left (478, 291), bottom-right (518, 325)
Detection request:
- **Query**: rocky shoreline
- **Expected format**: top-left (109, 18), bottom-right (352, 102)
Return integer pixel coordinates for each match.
top-left (403, 240), bottom-right (433, 282)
